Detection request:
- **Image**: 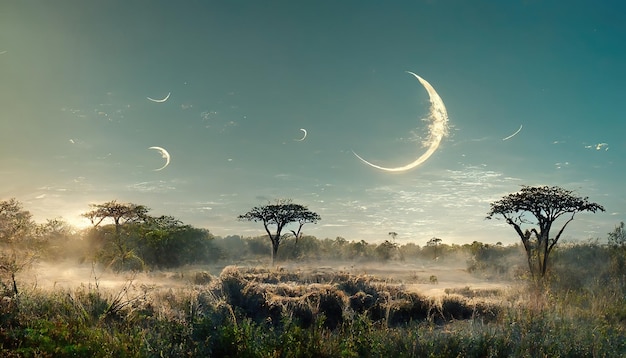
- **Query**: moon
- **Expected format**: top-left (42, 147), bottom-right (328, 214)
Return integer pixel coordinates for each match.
top-left (149, 146), bottom-right (171, 171)
top-left (295, 128), bottom-right (307, 141)
top-left (502, 124), bottom-right (523, 141)
top-left (353, 71), bottom-right (449, 172)
top-left (147, 92), bottom-right (171, 103)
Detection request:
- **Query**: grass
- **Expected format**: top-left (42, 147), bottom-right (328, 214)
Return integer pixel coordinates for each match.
top-left (0, 264), bottom-right (625, 357)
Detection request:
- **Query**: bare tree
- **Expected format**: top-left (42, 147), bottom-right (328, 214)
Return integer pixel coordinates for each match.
top-left (238, 199), bottom-right (321, 265)
top-left (487, 185), bottom-right (604, 278)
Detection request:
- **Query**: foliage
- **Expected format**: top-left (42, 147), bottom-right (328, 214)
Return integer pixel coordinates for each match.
top-left (79, 202), bottom-right (221, 270)
top-left (607, 222), bottom-right (626, 286)
top-left (0, 198), bottom-right (35, 245)
top-left (33, 218), bottom-right (83, 261)
top-left (238, 199), bottom-right (321, 264)
top-left (82, 201), bottom-right (150, 271)
top-left (134, 215), bottom-right (220, 268)
top-left (487, 185), bottom-right (604, 278)
top-left (608, 222), bottom-right (626, 247)
top-left (375, 240), bottom-right (399, 262)
top-left (465, 241), bottom-right (525, 279)
top-left (426, 237), bottom-right (442, 259)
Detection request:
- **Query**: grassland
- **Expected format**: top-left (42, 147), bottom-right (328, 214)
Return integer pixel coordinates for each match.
top-left (1, 253), bottom-right (625, 357)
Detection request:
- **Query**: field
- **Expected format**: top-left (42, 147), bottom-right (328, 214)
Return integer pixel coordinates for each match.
top-left (2, 253), bottom-right (625, 357)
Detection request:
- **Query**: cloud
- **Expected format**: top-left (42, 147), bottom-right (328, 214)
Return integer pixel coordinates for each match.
top-left (307, 164), bottom-right (522, 243)
top-left (126, 181), bottom-right (176, 193)
top-left (584, 142), bottom-right (609, 151)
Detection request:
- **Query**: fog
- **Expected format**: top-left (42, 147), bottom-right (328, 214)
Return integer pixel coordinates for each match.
top-left (18, 253), bottom-right (517, 303)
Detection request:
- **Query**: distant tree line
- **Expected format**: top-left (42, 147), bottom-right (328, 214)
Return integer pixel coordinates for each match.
top-left (0, 197), bottom-right (525, 273)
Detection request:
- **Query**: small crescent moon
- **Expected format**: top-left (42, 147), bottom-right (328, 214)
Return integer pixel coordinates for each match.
top-left (353, 71), bottom-right (449, 172)
top-left (149, 146), bottom-right (171, 171)
top-left (295, 128), bottom-right (308, 141)
top-left (147, 92), bottom-right (171, 103)
top-left (502, 124), bottom-right (523, 141)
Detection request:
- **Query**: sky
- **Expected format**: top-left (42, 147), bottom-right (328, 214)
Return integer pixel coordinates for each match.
top-left (1, 1), bottom-right (624, 245)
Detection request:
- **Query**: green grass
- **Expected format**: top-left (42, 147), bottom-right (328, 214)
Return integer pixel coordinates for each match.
top-left (1, 265), bottom-right (625, 357)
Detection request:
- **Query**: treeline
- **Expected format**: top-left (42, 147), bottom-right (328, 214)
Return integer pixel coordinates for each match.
top-left (0, 198), bottom-right (522, 270)
top-left (1, 198), bottom-right (625, 285)
top-left (217, 234), bottom-right (519, 267)
top-left (1, 198), bottom-right (524, 272)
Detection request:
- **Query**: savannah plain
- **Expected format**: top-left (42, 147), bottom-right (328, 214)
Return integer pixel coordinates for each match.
top-left (1, 198), bottom-right (625, 357)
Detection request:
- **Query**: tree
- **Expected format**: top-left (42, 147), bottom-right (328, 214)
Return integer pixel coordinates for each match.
top-left (82, 201), bottom-right (149, 270)
top-left (427, 237), bottom-right (442, 260)
top-left (0, 198), bottom-right (35, 245)
top-left (486, 185), bottom-right (604, 278)
top-left (375, 240), bottom-right (399, 262)
top-left (34, 218), bottom-right (80, 259)
top-left (607, 222), bottom-right (626, 280)
top-left (608, 222), bottom-right (625, 248)
top-left (0, 199), bottom-right (37, 296)
top-left (137, 215), bottom-right (219, 268)
top-left (238, 199), bottom-right (321, 264)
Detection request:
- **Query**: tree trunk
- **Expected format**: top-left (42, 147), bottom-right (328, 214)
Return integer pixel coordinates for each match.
top-left (525, 246), bottom-right (535, 279)
top-left (541, 239), bottom-right (549, 277)
top-left (271, 236), bottom-right (280, 266)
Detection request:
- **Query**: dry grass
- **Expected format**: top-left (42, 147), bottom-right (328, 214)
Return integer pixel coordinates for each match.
top-left (212, 265), bottom-right (500, 330)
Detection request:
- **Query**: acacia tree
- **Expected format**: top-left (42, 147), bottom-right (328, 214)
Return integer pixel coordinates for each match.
top-left (82, 200), bottom-right (149, 269)
top-left (486, 185), bottom-right (604, 278)
top-left (238, 199), bottom-right (321, 264)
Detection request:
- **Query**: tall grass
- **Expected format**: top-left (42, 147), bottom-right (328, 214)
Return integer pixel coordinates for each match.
top-left (1, 264), bottom-right (625, 357)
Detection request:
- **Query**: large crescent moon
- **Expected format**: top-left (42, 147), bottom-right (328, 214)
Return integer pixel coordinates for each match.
top-left (353, 71), bottom-right (449, 172)
top-left (149, 146), bottom-right (171, 171)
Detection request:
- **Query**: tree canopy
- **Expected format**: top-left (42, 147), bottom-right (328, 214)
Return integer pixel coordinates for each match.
top-left (238, 199), bottom-right (321, 264)
top-left (80, 201), bottom-right (220, 270)
top-left (82, 200), bottom-right (149, 228)
top-left (487, 185), bottom-right (604, 278)
top-left (0, 198), bottom-right (34, 244)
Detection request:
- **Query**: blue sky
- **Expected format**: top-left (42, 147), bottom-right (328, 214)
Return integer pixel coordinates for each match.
top-left (1, 1), bottom-right (624, 245)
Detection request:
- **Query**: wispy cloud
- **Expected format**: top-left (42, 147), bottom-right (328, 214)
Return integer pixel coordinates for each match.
top-left (126, 181), bottom-right (176, 193)
top-left (584, 142), bottom-right (609, 151)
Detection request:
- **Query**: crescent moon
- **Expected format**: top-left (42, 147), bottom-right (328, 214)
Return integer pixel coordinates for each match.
top-left (502, 124), bottom-right (523, 141)
top-left (149, 146), bottom-right (171, 171)
top-left (147, 92), bottom-right (171, 103)
top-left (353, 71), bottom-right (449, 172)
top-left (295, 128), bottom-right (307, 141)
